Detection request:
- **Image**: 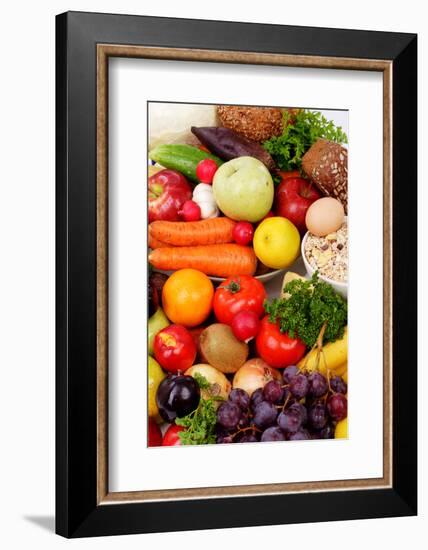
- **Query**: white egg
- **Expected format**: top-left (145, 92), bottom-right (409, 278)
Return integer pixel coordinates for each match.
top-left (305, 197), bottom-right (345, 237)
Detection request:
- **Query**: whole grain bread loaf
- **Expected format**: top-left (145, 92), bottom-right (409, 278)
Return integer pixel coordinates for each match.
top-left (302, 139), bottom-right (348, 213)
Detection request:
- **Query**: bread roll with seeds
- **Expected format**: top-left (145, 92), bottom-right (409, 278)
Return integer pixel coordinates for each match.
top-left (302, 139), bottom-right (348, 213)
top-left (217, 105), bottom-right (283, 142)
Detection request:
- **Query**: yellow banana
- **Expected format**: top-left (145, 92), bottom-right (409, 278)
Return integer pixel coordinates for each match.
top-left (297, 327), bottom-right (348, 375)
top-left (333, 361), bottom-right (347, 377)
top-left (335, 418), bottom-right (348, 438)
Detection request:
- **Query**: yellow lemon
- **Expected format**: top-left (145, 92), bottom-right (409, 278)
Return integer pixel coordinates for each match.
top-left (253, 217), bottom-right (300, 270)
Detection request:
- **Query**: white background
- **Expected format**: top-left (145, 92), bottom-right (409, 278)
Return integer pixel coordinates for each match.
top-left (109, 59), bottom-right (383, 492)
top-left (0, 1), bottom-right (425, 548)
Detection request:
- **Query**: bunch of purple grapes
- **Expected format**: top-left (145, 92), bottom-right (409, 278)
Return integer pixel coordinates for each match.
top-left (216, 366), bottom-right (347, 444)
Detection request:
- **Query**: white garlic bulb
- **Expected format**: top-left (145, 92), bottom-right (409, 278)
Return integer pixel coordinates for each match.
top-left (192, 183), bottom-right (219, 219)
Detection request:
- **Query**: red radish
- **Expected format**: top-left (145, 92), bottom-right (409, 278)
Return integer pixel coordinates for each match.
top-left (148, 418), bottom-right (162, 447)
top-left (231, 310), bottom-right (261, 342)
top-left (162, 424), bottom-right (185, 446)
top-left (232, 221), bottom-right (254, 246)
top-left (180, 200), bottom-right (201, 221)
top-left (196, 159), bottom-right (218, 184)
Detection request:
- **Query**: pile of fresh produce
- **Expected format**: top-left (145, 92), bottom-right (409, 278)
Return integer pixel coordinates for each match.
top-left (147, 104), bottom-right (349, 447)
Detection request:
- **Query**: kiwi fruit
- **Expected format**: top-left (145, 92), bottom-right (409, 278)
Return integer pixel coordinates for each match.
top-left (199, 324), bottom-right (249, 374)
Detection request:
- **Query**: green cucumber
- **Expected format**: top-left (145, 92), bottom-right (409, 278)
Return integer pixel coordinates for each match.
top-left (149, 144), bottom-right (223, 182)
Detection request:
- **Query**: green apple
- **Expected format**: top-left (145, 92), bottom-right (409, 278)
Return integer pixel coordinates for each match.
top-left (212, 156), bottom-right (274, 222)
top-left (253, 216), bottom-right (300, 269)
top-left (148, 307), bottom-right (170, 355)
top-left (148, 356), bottom-right (166, 418)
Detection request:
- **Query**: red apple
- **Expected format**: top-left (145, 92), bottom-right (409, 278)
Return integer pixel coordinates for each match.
top-left (148, 169), bottom-right (192, 222)
top-left (274, 177), bottom-right (321, 233)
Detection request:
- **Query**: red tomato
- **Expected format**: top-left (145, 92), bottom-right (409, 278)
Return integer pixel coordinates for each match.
top-left (256, 316), bottom-right (306, 368)
top-left (148, 418), bottom-right (162, 447)
top-left (153, 324), bottom-right (196, 373)
top-left (196, 159), bottom-right (218, 184)
top-left (213, 275), bottom-right (267, 325)
top-left (162, 424), bottom-right (185, 446)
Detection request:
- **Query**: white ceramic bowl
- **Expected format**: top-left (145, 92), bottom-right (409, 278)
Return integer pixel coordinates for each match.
top-left (155, 268), bottom-right (285, 285)
top-left (301, 229), bottom-right (348, 298)
top-left (209, 268), bottom-right (285, 284)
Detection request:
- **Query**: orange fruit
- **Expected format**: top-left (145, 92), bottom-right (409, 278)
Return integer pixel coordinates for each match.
top-left (162, 269), bottom-right (214, 327)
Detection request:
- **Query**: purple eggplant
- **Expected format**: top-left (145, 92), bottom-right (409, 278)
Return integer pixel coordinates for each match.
top-left (191, 126), bottom-right (275, 171)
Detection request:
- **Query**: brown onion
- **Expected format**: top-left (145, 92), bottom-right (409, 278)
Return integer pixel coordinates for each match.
top-left (232, 358), bottom-right (281, 396)
top-left (185, 364), bottom-right (231, 405)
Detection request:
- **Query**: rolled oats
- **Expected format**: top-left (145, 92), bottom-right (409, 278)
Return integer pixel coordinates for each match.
top-left (304, 222), bottom-right (348, 283)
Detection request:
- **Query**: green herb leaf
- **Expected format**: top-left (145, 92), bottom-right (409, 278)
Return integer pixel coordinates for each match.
top-left (176, 398), bottom-right (217, 445)
top-left (264, 272), bottom-right (347, 348)
top-left (263, 110), bottom-right (348, 172)
top-left (193, 372), bottom-right (211, 391)
top-left (175, 372), bottom-right (222, 445)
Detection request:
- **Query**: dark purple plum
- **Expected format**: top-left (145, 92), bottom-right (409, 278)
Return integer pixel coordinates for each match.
top-left (156, 375), bottom-right (200, 422)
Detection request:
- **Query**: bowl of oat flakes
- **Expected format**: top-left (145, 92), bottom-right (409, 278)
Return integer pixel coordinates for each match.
top-left (301, 219), bottom-right (348, 298)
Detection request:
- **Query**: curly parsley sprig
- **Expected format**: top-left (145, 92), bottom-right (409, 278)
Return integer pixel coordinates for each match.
top-left (263, 110), bottom-right (348, 172)
top-left (264, 272), bottom-right (347, 348)
top-left (176, 373), bottom-right (223, 445)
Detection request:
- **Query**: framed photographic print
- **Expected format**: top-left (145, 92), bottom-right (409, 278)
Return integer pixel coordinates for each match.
top-left (56, 11), bottom-right (417, 538)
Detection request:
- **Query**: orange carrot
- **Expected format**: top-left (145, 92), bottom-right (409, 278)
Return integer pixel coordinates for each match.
top-left (149, 218), bottom-right (236, 247)
top-left (148, 244), bottom-right (257, 278)
top-left (148, 233), bottom-right (169, 249)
